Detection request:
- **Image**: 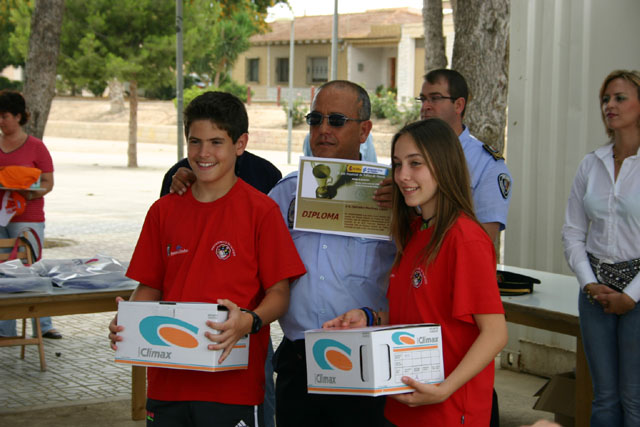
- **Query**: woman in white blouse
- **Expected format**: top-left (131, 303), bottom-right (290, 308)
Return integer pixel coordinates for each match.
top-left (562, 70), bottom-right (640, 427)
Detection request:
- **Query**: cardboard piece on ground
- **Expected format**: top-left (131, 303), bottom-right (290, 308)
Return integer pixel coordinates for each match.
top-left (114, 301), bottom-right (249, 372)
top-left (533, 371), bottom-right (575, 427)
top-left (304, 324), bottom-right (444, 396)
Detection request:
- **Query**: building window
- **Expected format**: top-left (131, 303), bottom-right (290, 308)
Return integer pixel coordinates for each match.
top-left (307, 57), bottom-right (328, 84)
top-left (276, 58), bottom-right (289, 83)
top-left (246, 58), bottom-right (259, 83)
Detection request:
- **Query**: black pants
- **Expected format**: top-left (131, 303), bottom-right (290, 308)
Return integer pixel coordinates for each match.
top-left (146, 398), bottom-right (263, 427)
top-left (274, 338), bottom-right (386, 427)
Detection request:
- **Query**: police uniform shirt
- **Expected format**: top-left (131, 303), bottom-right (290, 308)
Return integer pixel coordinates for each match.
top-left (459, 126), bottom-right (512, 230)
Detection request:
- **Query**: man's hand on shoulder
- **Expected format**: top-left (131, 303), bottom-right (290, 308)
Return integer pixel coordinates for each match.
top-left (170, 167), bottom-right (196, 195)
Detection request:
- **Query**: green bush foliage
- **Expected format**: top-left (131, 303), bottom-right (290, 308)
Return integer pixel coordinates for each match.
top-left (370, 87), bottom-right (420, 127)
top-left (281, 97), bottom-right (308, 127)
top-left (174, 79), bottom-right (252, 109)
top-left (0, 76), bottom-right (22, 92)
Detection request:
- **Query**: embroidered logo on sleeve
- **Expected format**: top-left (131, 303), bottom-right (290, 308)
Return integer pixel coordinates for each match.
top-left (167, 244), bottom-right (189, 257)
top-left (498, 173), bottom-right (511, 199)
top-left (212, 241), bottom-right (236, 260)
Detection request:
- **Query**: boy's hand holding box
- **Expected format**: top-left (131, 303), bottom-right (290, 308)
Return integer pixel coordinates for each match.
top-left (115, 301), bottom-right (249, 372)
top-left (305, 324), bottom-right (444, 396)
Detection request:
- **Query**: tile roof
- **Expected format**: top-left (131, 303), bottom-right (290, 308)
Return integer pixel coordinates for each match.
top-left (252, 7), bottom-right (423, 44)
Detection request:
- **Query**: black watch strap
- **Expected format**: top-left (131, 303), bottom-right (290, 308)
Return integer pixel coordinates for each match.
top-left (240, 308), bottom-right (262, 334)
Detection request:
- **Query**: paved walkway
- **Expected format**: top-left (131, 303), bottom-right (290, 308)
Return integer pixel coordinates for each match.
top-left (0, 137), bottom-right (553, 426)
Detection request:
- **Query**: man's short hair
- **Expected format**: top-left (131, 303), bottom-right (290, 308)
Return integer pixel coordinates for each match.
top-left (424, 69), bottom-right (470, 118)
top-left (184, 91), bottom-right (248, 142)
top-left (314, 80), bottom-right (371, 121)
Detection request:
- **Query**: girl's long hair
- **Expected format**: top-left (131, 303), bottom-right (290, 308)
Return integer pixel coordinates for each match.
top-left (391, 118), bottom-right (480, 268)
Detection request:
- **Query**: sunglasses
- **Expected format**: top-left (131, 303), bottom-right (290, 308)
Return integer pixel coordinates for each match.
top-left (305, 112), bottom-right (366, 127)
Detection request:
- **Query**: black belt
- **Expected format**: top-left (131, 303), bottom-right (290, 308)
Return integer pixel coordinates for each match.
top-left (588, 253), bottom-right (640, 292)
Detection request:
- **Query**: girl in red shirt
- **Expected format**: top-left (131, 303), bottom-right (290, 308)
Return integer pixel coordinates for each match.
top-left (325, 118), bottom-right (507, 426)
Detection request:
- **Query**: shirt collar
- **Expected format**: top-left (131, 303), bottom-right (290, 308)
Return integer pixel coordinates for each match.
top-left (594, 143), bottom-right (614, 160)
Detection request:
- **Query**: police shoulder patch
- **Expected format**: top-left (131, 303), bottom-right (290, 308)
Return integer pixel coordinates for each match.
top-left (287, 198), bottom-right (296, 229)
top-left (483, 143), bottom-right (504, 161)
top-left (498, 173), bottom-right (511, 199)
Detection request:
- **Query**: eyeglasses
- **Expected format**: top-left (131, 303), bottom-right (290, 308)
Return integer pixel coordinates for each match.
top-left (305, 112), bottom-right (366, 127)
top-left (415, 94), bottom-right (455, 104)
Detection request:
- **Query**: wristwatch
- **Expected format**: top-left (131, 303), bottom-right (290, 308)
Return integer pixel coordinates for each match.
top-left (240, 308), bottom-right (262, 334)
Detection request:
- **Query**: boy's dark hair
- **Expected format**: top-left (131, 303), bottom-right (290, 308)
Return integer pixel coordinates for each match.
top-left (184, 91), bottom-right (248, 142)
top-left (0, 90), bottom-right (29, 125)
top-left (424, 69), bottom-right (470, 118)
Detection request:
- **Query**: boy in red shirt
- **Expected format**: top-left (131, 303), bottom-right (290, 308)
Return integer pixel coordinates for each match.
top-left (109, 92), bottom-right (305, 427)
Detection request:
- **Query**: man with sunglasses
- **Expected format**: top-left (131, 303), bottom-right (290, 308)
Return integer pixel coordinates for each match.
top-left (269, 80), bottom-right (396, 427)
top-left (417, 68), bottom-right (512, 244)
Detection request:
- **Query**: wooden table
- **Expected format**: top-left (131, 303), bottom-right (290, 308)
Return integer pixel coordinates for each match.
top-left (499, 265), bottom-right (592, 426)
top-left (0, 286), bottom-right (146, 421)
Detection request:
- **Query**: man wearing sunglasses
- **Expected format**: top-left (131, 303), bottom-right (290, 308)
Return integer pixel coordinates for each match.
top-left (418, 69), bottom-right (512, 244)
top-left (269, 80), bottom-right (396, 427)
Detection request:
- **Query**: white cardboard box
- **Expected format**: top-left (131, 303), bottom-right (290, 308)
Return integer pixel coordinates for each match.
top-left (114, 301), bottom-right (249, 372)
top-left (304, 324), bottom-right (444, 396)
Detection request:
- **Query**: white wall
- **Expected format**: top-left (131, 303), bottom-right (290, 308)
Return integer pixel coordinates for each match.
top-left (502, 0), bottom-right (640, 364)
top-left (505, 0), bottom-right (640, 274)
top-left (347, 45), bottom-right (385, 91)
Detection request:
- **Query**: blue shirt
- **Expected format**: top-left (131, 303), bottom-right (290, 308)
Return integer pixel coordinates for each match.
top-left (303, 133), bottom-right (378, 163)
top-left (269, 172), bottom-right (396, 340)
top-left (459, 127), bottom-right (512, 230)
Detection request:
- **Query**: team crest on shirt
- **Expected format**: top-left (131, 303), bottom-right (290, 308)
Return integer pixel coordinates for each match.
top-left (212, 241), bottom-right (236, 260)
top-left (287, 198), bottom-right (296, 228)
top-left (411, 267), bottom-right (426, 289)
top-left (498, 173), bottom-right (511, 199)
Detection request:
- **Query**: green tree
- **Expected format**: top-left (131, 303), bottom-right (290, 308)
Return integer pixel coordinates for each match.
top-left (184, 0), bottom-right (281, 88)
top-left (63, 0), bottom-right (176, 167)
top-left (0, 0), bottom-right (26, 70)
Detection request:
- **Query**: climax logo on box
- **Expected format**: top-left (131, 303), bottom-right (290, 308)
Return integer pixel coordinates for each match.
top-left (392, 331), bottom-right (416, 345)
top-left (312, 339), bottom-right (352, 371)
top-left (137, 316), bottom-right (200, 359)
top-left (312, 339), bottom-right (353, 385)
top-left (392, 331), bottom-right (438, 346)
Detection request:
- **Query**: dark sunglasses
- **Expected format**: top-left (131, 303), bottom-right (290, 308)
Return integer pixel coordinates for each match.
top-left (305, 112), bottom-right (366, 127)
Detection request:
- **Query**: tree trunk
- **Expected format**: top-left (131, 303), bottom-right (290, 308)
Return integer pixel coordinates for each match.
top-left (127, 80), bottom-right (138, 168)
top-left (22, 0), bottom-right (65, 140)
top-left (452, 0), bottom-right (509, 152)
top-left (108, 78), bottom-right (125, 113)
top-left (423, 0), bottom-right (447, 73)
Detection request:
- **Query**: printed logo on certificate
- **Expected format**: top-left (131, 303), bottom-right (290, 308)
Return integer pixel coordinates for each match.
top-left (294, 157), bottom-right (392, 240)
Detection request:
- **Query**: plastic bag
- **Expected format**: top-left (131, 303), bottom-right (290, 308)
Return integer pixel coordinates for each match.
top-left (0, 259), bottom-right (52, 293)
top-left (31, 255), bottom-right (138, 290)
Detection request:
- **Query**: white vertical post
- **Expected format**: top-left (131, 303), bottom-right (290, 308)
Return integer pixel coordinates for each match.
top-left (331, 0), bottom-right (338, 80)
top-left (287, 16), bottom-right (295, 164)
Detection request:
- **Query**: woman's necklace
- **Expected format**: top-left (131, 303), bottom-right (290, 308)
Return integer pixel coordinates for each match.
top-left (612, 150), bottom-right (624, 167)
top-left (420, 216), bottom-right (434, 231)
